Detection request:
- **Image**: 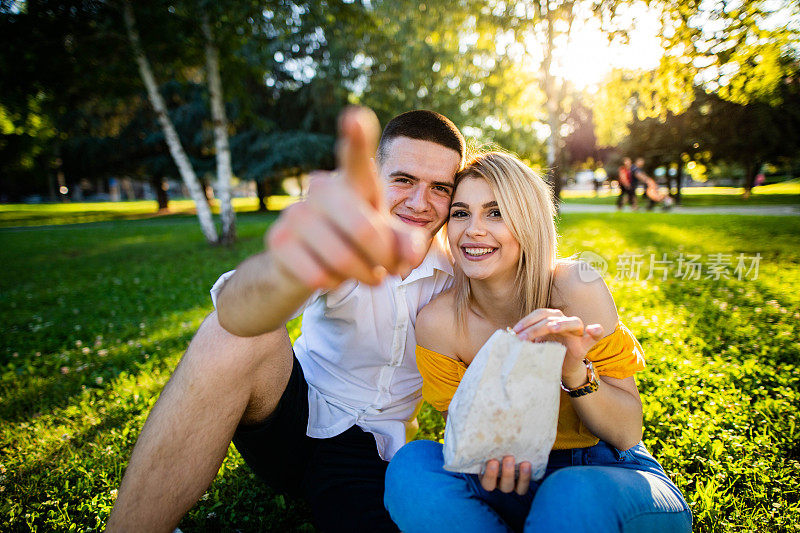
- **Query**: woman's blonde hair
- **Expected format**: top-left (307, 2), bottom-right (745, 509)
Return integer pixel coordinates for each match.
top-left (452, 151), bottom-right (558, 328)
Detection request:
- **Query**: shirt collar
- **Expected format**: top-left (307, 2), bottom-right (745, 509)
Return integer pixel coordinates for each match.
top-left (399, 229), bottom-right (454, 285)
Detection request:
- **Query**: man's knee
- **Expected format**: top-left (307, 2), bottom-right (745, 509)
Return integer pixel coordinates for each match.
top-left (184, 312), bottom-right (292, 375)
top-left (178, 312), bottom-right (292, 389)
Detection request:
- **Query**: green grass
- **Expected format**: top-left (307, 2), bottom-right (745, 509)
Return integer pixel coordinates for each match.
top-left (1, 211), bottom-right (799, 531)
top-left (562, 180), bottom-right (800, 206)
top-left (0, 196), bottom-right (298, 228)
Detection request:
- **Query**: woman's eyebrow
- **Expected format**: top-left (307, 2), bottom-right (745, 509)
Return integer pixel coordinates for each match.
top-left (450, 201), bottom-right (498, 209)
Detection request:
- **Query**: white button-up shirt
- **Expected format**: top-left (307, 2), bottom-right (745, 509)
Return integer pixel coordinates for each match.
top-left (210, 234), bottom-right (453, 460)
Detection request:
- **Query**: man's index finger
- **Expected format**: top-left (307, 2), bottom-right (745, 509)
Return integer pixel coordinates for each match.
top-left (337, 107), bottom-right (382, 208)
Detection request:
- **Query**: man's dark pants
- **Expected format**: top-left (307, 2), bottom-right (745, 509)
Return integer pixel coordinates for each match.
top-left (617, 184), bottom-right (637, 208)
top-left (232, 355), bottom-right (399, 532)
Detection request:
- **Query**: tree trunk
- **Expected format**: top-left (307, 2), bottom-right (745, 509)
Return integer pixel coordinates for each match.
top-left (257, 179), bottom-right (271, 212)
top-left (540, 9), bottom-right (567, 205)
top-left (151, 174), bottom-right (169, 211)
top-left (674, 161), bottom-right (683, 205)
top-left (202, 13), bottom-right (236, 245)
top-left (48, 171), bottom-right (57, 202)
top-left (543, 13), bottom-right (560, 201)
top-left (743, 161), bottom-right (758, 198)
top-left (122, 1), bottom-right (218, 244)
top-left (665, 165), bottom-right (673, 196)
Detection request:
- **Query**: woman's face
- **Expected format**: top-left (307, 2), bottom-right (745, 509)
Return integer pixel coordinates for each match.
top-left (447, 177), bottom-right (521, 282)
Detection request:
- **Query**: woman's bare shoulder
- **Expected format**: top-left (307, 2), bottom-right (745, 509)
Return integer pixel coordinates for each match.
top-left (416, 289), bottom-right (459, 357)
top-left (550, 259), bottom-right (618, 332)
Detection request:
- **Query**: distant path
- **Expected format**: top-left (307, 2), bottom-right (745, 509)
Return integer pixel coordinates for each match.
top-left (560, 203), bottom-right (800, 216)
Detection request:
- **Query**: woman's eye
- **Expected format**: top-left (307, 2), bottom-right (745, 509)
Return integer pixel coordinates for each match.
top-left (488, 209), bottom-right (502, 218)
top-left (450, 210), bottom-right (468, 219)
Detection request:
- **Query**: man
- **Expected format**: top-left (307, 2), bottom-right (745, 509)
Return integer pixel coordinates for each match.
top-left (107, 108), bottom-right (465, 532)
top-left (616, 157), bottom-right (633, 209)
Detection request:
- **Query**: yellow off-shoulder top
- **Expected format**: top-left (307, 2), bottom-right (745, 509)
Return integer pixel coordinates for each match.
top-left (416, 323), bottom-right (646, 450)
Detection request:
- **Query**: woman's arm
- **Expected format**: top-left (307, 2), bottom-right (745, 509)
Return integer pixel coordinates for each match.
top-left (514, 261), bottom-right (644, 451)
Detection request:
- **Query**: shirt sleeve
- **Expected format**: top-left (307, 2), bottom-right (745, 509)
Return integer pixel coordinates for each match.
top-left (585, 323), bottom-right (646, 379)
top-left (209, 270), bottom-right (236, 309)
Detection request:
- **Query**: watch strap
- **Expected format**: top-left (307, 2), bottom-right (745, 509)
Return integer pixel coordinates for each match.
top-left (561, 360), bottom-right (599, 397)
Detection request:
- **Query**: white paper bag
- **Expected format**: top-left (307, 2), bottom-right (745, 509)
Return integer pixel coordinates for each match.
top-left (442, 329), bottom-right (566, 480)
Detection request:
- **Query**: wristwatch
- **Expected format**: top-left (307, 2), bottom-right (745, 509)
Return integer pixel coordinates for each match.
top-left (561, 360), bottom-right (599, 398)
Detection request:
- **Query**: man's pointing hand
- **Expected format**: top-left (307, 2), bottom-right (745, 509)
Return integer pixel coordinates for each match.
top-left (266, 107), bottom-right (427, 291)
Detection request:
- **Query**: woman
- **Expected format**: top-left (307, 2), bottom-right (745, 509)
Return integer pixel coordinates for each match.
top-left (384, 152), bottom-right (691, 532)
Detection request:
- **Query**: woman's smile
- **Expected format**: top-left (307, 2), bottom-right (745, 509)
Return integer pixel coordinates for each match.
top-left (461, 244), bottom-right (498, 260)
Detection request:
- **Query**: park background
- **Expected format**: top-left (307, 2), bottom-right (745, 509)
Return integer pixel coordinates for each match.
top-left (1, 0), bottom-right (799, 531)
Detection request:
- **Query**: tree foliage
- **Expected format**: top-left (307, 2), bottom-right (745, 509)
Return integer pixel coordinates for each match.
top-left (2, 0), bottom-right (800, 209)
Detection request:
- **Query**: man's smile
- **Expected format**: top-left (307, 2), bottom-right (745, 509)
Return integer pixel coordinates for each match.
top-left (396, 213), bottom-right (432, 227)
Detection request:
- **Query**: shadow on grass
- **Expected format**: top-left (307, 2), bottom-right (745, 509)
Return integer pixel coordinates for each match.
top-left (0, 323), bottom-right (196, 423)
top-left (0, 205), bottom-right (282, 229)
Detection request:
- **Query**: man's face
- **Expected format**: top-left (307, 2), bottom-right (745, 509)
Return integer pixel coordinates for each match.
top-left (378, 137), bottom-right (462, 240)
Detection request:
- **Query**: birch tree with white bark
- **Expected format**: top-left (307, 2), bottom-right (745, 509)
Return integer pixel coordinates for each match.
top-left (201, 12), bottom-right (236, 245)
top-left (122, 0), bottom-right (219, 244)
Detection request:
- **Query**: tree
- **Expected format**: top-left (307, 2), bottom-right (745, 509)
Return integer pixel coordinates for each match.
top-left (483, 0), bottom-right (640, 198)
top-left (201, 10), bottom-right (235, 244)
top-left (563, 101), bottom-right (598, 167)
top-left (122, 0), bottom-right (219, 244)
top-left (703, 75), bottom-right (800, 194)
top-left (627, 72), bottom-right (800, 198)
top-left (0, 0), bottom-right (143, 201)
top-left (657, 0), bottom-right (800, 107)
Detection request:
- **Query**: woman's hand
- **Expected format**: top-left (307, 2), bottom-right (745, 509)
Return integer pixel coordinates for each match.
top-left (480, 456), bottom-right (532, 494)
top-left (512, 308), bottom-right (604, 383)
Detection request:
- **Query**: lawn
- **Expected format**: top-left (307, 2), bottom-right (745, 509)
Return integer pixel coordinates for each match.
top-left (561, 180), bottom-right (800, 206)
top-left (1, 210), bottom-right (799, 532)
top-left (0, 197), bottom-right (297, 228)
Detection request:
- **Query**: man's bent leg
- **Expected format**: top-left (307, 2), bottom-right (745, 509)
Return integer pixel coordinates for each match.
top-left (107, 312), bottom-right (293, 532)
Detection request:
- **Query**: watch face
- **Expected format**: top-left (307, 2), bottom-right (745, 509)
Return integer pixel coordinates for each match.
top-left (586, 361), bottom-right (596, 380)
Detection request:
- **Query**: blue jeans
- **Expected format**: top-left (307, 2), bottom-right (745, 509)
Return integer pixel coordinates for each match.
top-left (385, 440), bottom-right (691, 533)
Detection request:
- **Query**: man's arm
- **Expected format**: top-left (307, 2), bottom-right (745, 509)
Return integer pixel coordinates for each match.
top-left (215, 107), bottom-right (425, 337)
top-left (215, 251), bottom-right (313, 336)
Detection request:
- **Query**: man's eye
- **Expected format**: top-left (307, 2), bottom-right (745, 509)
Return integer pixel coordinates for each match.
top-left (433, 185), bottom-right (452, 194)
top-left (393, 177), bottom-right (411, 184)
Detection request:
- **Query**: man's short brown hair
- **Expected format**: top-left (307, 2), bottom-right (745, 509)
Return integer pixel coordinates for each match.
top-left (376, 110), bottom-right (465, 166)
